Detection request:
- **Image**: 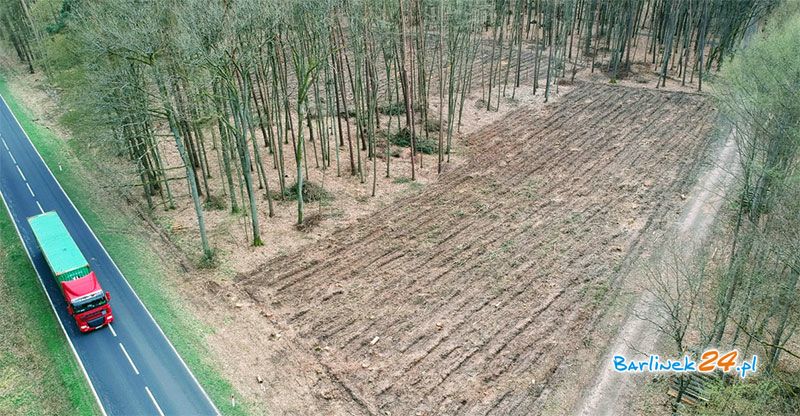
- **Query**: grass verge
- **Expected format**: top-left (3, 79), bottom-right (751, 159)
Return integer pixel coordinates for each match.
top-left (0, 200), bottom-right (100, 415)
top-left (0, 73), bottom-right (248, 415)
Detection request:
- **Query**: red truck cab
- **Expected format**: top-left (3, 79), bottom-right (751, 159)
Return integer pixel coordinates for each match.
top-left (28, 211), bottom-right (114, 334)
top-left (62, 272), bottom-right (113, 332)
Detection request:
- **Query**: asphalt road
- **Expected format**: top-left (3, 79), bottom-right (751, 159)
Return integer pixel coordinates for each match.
top-left (0, 95), bottom-right (219, 415)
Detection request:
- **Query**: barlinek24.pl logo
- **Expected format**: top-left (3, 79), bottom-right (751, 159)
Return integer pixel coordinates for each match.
top-left (613, 349), bottom-right (758, 378)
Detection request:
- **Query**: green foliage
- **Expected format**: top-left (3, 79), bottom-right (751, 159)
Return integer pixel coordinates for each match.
top-left (425, 118), bottom-right (441, 133)
top-left (389, 128), bottom-right (436, 155)
top-left (378, 102), bottom-right (405, 116)
top-left (45, 0), bottom-right (78, 34)
top-left (204, 194), bottom-right (227, 211)
top-left (274, 181), bottom-right (331, 203)
top-left (703, 5), bottom-right (800, 402)
top-left (716, 10), bottom-right (800, 195)
top-left (197, 250), bottom-right (219, 269)
top-left (692, 373), bottom-right (800, 416)
top-left (0, 75), bottom-right (248, 416)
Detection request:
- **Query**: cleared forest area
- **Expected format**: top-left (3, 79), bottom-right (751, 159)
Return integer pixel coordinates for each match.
top-left (190, 83), bottom-right (715, 414)
top-left (1, 0), bottom-right (770, 265)
top-left (6, 0), bottom-right (800, 415)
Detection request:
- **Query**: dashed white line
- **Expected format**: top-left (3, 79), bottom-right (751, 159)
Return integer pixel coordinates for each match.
top-left (1, 138), bottom-right (8, 151)
top-left (35, 201), bottom-right (44, 213)
top-left (1, 96), bottom-right (218, 415)
top-left (0, 98), bottom-right (109, 416)
top-left (9, 153), bottom-right (16, 164)
top-left (26, 183), bottom-right (35, 197)
top-left (16, 165), bottom-right (26, 181)
top-left (145, 386), bottom-right (166, 416)
top-left (108, 324), bottom-right (117, 337)
top-left (0, 189), bottom-right (107, 416)
top-left (2, 98), bottom-right (220, 415)
top-left (119, 343), bottom-right (139, 375)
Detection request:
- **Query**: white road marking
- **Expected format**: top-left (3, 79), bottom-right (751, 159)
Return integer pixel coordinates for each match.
top-left (9, 152), bottom-right (16, 164)
top-left (26, 183), bottom-right (35, 197)
top-left (16, 165), bottom-right (26, 181)
top-left (0, 94), bottom-right (219, 415)
top-left (1, 138), bottom-right (8, 150)
top-left (0, 188), bottom-right (107, 416)
top-left (119, 343), bottom-right (140, 375)
top-left (36, 201), bottom-right (44, 213)
top-left (108, 324), bottom-right (117, 337)
top-left (0, 99), bottom-right (112, 416)
top-left (145, 386), bottom-right (166, 416)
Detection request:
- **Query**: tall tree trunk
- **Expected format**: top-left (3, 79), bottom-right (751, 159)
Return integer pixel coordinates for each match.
top-left (153, 67), bottom-right (213, 260)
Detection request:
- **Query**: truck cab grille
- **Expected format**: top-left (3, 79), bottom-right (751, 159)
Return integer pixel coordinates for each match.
top-left (88, 316), bottom-right (105, 328)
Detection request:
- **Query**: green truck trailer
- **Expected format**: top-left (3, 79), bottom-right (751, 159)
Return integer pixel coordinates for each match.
top-left (28, 211), bottom-right (113, 332)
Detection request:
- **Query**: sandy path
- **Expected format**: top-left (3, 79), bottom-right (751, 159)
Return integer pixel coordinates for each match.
top-left (576, 129), bottom-right (739, 415)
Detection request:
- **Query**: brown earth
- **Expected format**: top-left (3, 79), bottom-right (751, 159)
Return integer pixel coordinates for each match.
top-left (125, 47), bottom-right (564, 276)
top-left (117, 28), bottom-right (705, 278)
top-left (2, 34), bottom-right (716, 414)
top-left (189, 81), bottom-right (715, 415)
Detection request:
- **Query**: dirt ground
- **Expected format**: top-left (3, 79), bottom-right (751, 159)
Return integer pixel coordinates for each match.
top-left (573, 128), bottom-right (736, 416)
top-left (123, 50), bottom-right (562, 277)
top-left (140, 33), bottom-right (710, 282)
top-left (183, 81), bottom-right (716, 415)
top-left (2, 32), bottom-right (718, 414)
top-left (94, 28), bottom-right (706, 279)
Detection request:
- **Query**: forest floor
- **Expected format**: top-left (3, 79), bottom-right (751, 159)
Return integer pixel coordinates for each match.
top-left (194, 81), bottom-right (716, 415)
top-left (152, 86), bottom-right (546, 277)
top-left (2, 38), bottom-right (720, 414)
top-left (572, 126), bottom-right (736, 416)
top-left (0, 52), bottom-right (575, 414)
top-left (132, 51), bottom-right (571, 278)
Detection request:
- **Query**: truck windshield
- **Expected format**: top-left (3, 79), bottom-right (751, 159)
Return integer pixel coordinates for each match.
top-left (72, 291), bottom-right (107, 314)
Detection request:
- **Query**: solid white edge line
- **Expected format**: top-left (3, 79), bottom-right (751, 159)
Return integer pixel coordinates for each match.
top-left (16, 164), bottom-right (26, 181)
top-left (145, 386), bottom-right (166, 416)
top-left (0, 94), bottom-right (221, 415)
top-left (108, 323), bottom-right (117, 337)
top-left (119, 343), bottom-right (140, 375)
top-left (0, 189), bottom-right (108, 416)
top-left (35, 200), bottom-right (44, 213)
top-left (26, 182), bottom-right (35, 197)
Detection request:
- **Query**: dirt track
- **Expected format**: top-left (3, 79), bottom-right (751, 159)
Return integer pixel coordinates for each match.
top-left (212, 81), bottom-right (715, 415)
top-left (576, 124), bottom-right (737, 416)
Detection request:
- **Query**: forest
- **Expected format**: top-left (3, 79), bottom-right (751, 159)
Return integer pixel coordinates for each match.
top-left (1, 0), bottom-right (770, 258)
top-left (2, 0), bottom-right (799, 414)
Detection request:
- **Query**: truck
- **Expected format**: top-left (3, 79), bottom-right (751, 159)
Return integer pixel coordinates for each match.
top-left (27, 211), bottom-right (113, 333)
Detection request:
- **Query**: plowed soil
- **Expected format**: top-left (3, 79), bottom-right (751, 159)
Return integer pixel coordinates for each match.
top-left (204, 81), bottom-right (714, 415)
